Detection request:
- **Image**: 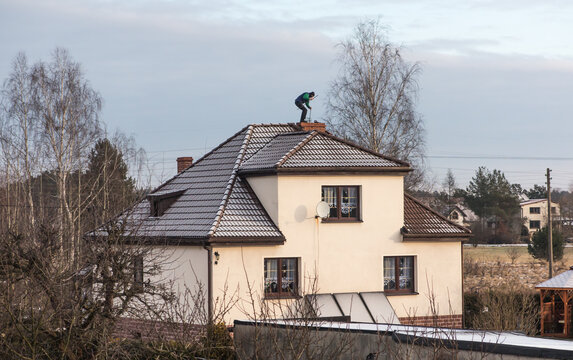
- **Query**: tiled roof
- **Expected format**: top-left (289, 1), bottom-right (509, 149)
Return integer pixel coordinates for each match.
top-left (520, 199), bottom-right (547, 206)
top-left (110, 124), bottom-right (298, 243)
top-left (239, 131), bottom-right (408, 174)
top-left (536, 269), bottom-right (573, 289)
top-left (403, 194), bottom-right (471, 238)
top-left (95, 123), bottom-right (465, 244)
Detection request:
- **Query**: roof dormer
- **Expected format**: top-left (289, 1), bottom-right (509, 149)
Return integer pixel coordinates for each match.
top-left (147, 189), bottom-right (185, 217)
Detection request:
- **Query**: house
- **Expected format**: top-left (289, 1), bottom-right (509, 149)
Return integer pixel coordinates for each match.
top-left (107, 122), bottom-right (471, 329)
top-left (520, 199), bottom-right (560, 235)
top-left (447, 204), bottom-right (478, 228)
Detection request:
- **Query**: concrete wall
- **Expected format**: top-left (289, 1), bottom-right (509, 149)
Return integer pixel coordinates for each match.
top-left (234, 321), bottom-right (568, 360)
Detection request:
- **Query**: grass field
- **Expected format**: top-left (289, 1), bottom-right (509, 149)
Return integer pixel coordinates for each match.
top-left (463, 245), bottom-right (573, 291)
top-left (464, 245), bottom-right (573, 265)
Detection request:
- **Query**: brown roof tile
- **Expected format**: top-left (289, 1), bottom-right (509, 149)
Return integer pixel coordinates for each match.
top-left (403, 194), bottom-right (471, 239)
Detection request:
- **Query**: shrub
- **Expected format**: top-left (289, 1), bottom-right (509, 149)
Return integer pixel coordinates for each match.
top-left (464, 290), bottom-right (539, 335)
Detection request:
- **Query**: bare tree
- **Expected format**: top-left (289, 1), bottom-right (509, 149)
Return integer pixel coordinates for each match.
top-left (0, 49), bottom-right (103, 260)
top-left (326, 19), bottom-right (425, 190)
top-left (442, 169), bottom-right (457, 206)
top-left (0, 53), bottom-right (42, 231)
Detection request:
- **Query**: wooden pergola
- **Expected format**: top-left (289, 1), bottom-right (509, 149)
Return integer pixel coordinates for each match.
top-left (536, 267), bottom-right (573, 337)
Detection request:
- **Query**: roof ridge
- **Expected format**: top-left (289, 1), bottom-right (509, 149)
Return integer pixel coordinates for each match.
top-left (275, 132), bottom-right (316, 168)
top-left (404, 193), bottom-right (471, 234)
top-left (208, 125), bottom-right (255, 237)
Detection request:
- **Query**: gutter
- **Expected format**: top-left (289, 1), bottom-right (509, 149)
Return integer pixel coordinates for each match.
top-left (203, 243), bottom-right (213, 325)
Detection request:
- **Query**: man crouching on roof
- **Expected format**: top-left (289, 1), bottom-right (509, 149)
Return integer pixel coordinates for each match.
top-left (294, 91), bottom-right (315, 123)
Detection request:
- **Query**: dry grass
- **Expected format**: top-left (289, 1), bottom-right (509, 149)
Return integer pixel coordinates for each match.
top-left (463, 246), bottom-right (573, 293)
top-left (464, 246), bottom-right (573, 264)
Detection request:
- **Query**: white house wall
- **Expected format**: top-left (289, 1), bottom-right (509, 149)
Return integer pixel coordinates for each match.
top-left (207, 174), bottom-right (463, 324)
top-left (155, 246), bottom-right (209, 322)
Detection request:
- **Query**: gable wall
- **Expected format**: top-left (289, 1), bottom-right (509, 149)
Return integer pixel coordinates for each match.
top-left (209, 174), bottom-right (462, 324)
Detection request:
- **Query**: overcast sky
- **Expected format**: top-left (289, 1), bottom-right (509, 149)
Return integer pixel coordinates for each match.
top-left (1, 0), bottom-right (573, 191)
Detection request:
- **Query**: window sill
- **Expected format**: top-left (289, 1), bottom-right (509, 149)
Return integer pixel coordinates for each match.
top-left (263, 294), bottom-right (301, 300)
top-left (321, 219), bottom-right (363, 223)
top-left (384, 291), bottom-right (418, 296)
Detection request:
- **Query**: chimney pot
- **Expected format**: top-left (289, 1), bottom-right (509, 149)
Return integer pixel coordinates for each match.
top-left (300, 121), bottom-right (326, 133)
top-left (177, 157), bottom-right (194, 173)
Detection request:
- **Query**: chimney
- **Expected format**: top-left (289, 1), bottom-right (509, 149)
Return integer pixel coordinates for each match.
top-left (300, 121), bottom-right (326, 133)
top-left (177, 157), bottom-right (194, 173)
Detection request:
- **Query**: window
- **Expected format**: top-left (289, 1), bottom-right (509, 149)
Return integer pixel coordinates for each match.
top-left (551, 207), bottom-right (557, 214)
top-left (384, 256), bottom-right (414, 293)
top-left (530, 220), bottom-right (541, 229)
top-left (264, 258), bottom-right (298, 298)
top-left (134, 255), bottom-right (144, 292)
top-left (450, 212), bottom-right (459, 220)
top-left (321, 186), bottom-right (360, 220)
top-left (530, 207), bottom-right (541, 214)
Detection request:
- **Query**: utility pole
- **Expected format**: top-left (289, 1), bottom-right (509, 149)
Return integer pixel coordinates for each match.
top-left (547, 168), bottom-right (553, 279)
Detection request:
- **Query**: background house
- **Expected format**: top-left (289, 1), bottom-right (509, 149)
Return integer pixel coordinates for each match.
top-left (447, 204), bottom-right (478, 228)
top-left (106, 123), bottom-right (471, 329)
top-left (521, 199), bottom-right (560, 236)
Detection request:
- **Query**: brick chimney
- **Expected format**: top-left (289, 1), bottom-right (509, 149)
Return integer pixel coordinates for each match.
top-left (177, 157), bottom-right (194, 173)
top-left (300, 121), bottom-right (326, 133)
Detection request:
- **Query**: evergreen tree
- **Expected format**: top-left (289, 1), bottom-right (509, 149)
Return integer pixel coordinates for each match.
top-left (462, 167), bottom-right (521, 243)
top-left (524, 184), bottom-right (547, 199)
top-left (84, 138), bottom-right (137, 229)
top-left (528, 226), bottom-right (564, 261)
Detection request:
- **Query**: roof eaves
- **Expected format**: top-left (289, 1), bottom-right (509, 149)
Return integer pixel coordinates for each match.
top-left (402, 233), bottom-right (470, 240)
top-left (86, 234), bottom-right (209, 246)
top-left (238, 167), bottom-right (412, 177)
top-left (276, 167), bottom-right (413, 174)
top-left (208, 236), bottom-right (286, 246)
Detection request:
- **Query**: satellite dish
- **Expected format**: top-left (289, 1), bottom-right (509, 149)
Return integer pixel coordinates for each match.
top-left (316, 201), bottom-right (330, 219)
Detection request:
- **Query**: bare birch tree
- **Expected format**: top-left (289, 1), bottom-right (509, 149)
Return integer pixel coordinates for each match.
top-left (327, 19), bottom-right (426, 189)
top-left (0, 53), bottom-right (42, 231)
top-left (442, 169), bottom-right (457, 206)
top-left (0, 49), bottom-right (103, 259)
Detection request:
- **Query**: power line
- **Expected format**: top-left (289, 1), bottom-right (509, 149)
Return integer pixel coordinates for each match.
top-left (428, 155), bottom-right (573, 161)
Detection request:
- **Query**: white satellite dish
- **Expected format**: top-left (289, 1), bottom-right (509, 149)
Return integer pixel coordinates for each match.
top-left (316, 201), bottom-right (330, 219)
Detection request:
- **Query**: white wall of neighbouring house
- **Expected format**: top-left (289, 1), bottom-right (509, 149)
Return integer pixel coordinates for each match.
top-left (208, 173), bottom-right (463, 324)
top-left (153, 246), bottom-right (209, 323)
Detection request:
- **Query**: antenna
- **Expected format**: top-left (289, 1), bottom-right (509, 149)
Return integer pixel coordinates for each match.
top-left (316, 201), bottom-right (330, 219)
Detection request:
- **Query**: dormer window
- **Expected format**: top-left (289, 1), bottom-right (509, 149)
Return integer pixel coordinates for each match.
top-left (147, 189), bottom-right (185, 217)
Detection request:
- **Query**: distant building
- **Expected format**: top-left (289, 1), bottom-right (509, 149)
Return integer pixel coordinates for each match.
top-left (447, 204), bottom-right (479, 228)
top-left (520, 199), bottom-right (560, 235)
